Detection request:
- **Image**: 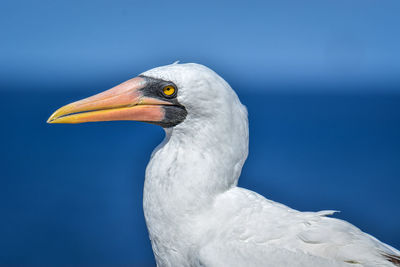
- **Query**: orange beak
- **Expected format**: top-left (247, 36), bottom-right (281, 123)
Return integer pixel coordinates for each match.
top-left (47, 77), bottom-right (172, 124)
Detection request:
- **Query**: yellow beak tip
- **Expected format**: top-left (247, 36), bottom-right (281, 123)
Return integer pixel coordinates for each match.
top-left (47, 113), bottom-right (58, 123)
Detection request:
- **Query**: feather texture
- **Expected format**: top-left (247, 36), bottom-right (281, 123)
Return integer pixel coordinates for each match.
top-left (139, 63), bottom-right (399, 266)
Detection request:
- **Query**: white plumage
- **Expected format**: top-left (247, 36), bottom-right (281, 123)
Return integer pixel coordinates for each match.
top-left (48, 62), bottom-right (400, 266)
top-left (140, 63), bottom-right (399, 266)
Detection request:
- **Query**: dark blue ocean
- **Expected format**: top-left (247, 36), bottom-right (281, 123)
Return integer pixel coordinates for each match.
top-left (1, 87), bottom-right (399, 266)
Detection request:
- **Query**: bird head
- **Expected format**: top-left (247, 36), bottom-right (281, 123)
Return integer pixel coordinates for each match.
top-left (48, 62), bottom-right (249, 188)
top-left (47, 63), bottom-right (244, 131)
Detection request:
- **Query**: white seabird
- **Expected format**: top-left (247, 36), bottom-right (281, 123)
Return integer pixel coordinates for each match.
top-left (48, 63), bottom-right (400, 266)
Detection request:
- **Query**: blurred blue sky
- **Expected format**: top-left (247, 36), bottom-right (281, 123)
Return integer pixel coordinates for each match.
top-left (1, 0), bottom-right (400, 91)
top-left (1, 0), bottom-right (400, 265)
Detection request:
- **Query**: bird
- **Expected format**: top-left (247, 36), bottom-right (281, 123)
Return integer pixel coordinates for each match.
top-left (48, 63), bottom-right (400, 266)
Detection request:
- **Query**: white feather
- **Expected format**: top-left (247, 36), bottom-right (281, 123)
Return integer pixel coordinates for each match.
top-left (140, 63), bottom-right (399, 266)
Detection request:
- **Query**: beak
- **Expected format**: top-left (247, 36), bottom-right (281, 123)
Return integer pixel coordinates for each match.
top-left (47, 77), bottom-right (171, 124)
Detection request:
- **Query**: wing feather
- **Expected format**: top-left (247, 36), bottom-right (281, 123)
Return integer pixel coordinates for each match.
top-left (196, 187), bottom-right (400, 266)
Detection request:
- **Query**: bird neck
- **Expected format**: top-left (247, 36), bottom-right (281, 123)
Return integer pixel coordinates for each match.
top-left (143, 103), bottom-right (249, 233)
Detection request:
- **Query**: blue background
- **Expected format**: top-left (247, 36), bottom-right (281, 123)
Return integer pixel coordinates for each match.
top-left (1, 0), bottom-right (399, 265)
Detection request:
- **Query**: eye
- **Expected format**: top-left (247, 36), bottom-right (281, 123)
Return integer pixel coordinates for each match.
top-left (162, 85), bottom-right (176, 97)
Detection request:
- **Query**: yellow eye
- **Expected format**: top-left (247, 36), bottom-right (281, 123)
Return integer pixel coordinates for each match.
top-left (163, 85), bottom-right (175, 96)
